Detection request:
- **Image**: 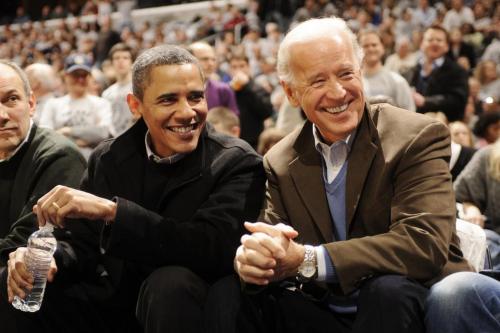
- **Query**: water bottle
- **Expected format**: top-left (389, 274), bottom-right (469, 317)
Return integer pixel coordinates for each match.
top-left (12, 223), bottom-right (57, 312)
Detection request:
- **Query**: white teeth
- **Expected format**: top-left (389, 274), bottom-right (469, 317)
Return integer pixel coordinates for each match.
top-left (324, 104), bottom-right (348, 114)
top-left (169, 124), bottom-right (195, 133)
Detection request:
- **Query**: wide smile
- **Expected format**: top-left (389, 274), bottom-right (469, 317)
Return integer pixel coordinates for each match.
top-left (166, 122), bottom-right (201, 136)
top-left (322, 103), bottom-right (349, 115)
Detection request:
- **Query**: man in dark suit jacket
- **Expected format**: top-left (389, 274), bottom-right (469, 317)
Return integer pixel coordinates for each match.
top-left (5, 46), bottom-right (266, 333)
top-left (214, 17), bottom-right (499, 333)
top-left (406, 25), bottom-right (469, 122)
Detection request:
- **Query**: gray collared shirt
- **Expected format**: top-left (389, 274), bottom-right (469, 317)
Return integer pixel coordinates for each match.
top-left (144, 130), bottom-right (186, 164)
top-left (312, 125), bottom-right (355, 184)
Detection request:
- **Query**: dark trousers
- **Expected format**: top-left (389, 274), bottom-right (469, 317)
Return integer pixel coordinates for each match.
top-left (1, 265), bottom-right (209, 333)
top-left (0, 266), bottom-right (114, 333)
top-left (136, 266), bottom-right (209, 333)
top-left (205, 274), bottom-right (429, 333)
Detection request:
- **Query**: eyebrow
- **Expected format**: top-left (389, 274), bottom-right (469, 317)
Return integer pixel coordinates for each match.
top-left (155, 90), bottom-right (205, 102)
top-left (0, 89), bottom-right (21, 98)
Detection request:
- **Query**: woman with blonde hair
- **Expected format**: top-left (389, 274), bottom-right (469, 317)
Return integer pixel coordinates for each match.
top-left (454, 139), bottom-right (500, 268)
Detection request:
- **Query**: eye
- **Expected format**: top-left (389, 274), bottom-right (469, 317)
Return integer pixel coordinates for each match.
top-left (189, 92), bottom-right (205, 103)
top-left (311, 79), bottom-right (326, 88)
top-left (4, 95), bottom-right (20, 105)
top-left (340, 71), bottom-right (355, 80)
top-left (158, 96), bottom-right (177, 105)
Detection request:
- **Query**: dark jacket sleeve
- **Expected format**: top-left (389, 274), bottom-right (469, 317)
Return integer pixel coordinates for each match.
top-left (102, 151), bottom-right (266, 282)
top-left (0, 142), bottom-right (86, 261)
top-left (49, 152), bottom-right (105, 282)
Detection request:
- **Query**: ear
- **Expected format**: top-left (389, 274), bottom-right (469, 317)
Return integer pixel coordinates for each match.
top-left (127, 93), bottom-right (142, 119)
top-left (231, 125), bottom-right (241, 138)
top-left (281, 80), bottom-right (300, 108)
top-left (28, 92), bottom-right (36, 118)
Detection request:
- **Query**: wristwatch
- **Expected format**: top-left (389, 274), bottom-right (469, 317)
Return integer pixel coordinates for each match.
top-left (297, 245), bottom-right (318, 283)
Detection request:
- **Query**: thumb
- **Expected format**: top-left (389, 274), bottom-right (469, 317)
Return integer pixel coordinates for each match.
top-left (47, 259), bottom-right (58, 283)
top-left (275, 223), bottom-right (299, 239)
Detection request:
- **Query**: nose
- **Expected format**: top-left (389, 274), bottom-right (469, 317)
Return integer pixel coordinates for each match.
top-left (325, 79), bottom-right (347, 101)
top-left (0, 108), bottom-right (9, 126)
top-left (175, 98), bottom-right (197, 119)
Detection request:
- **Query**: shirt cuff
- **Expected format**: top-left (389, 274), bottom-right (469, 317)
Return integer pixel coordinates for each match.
top-left (315, 245), bottom-right (338, 283)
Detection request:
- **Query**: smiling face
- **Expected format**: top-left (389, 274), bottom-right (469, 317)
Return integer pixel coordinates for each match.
top-left (127, 64), bottom-right (207, 157)
top-left (360, 32), bottom-right (385, 67)
top-left (421, 28), bottom-right (449, 62)
top-left (0, 64), bottom-right (35, 159)
top-left (282, 35), bottom-right (365, 144)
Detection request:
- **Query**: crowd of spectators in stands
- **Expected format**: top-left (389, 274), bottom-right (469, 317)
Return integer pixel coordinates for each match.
top-left (1, 0), bottom-right (500, 285)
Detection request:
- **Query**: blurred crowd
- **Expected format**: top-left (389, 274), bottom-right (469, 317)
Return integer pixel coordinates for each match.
top-left (0, 0), bottom-right (499, 158)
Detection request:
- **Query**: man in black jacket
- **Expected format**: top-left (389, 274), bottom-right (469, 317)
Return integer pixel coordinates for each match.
top-left (230, 53), bottom-right (274, 149)
top-left (5, 45), bottom-right (266, 333)
top-left (405, 25), bottom-right (469, 122)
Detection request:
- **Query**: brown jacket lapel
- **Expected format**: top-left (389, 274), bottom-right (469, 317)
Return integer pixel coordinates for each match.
top-left (289, 123), bottom-right (333, 242)
top-left (345, 106), bottom-right (379, 227)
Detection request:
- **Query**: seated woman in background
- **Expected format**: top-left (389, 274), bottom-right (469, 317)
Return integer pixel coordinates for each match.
top-left (449, 121), bottom-right (476, 181)
top-left (454, 139), bottom-right (500, 269)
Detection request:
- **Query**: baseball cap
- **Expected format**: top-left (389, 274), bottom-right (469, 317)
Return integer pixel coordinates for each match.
top-left (64, 54), bottom-right (93, 73)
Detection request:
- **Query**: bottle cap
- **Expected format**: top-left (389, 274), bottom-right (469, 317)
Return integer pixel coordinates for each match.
top-left (40, 223), bottom-right (54, 232)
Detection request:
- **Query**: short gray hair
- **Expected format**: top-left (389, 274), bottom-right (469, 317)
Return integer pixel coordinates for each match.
top-left (25, 63), bottom-right (57, 92)
top-left (277, 17), bottom-right (364, 85)
top-left (0, 60), bottom-right (31, 96)
top-left (132, 45), bottom-right (204, 101)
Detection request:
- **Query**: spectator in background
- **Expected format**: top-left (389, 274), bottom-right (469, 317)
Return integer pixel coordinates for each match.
top-left (39, 54), bottom-right (113, 159)
top-left (449, 121), bottom-right (476, 181)
top-left (189, 42), bottom-right (240, 115)
top-left (384, 36), bottom-right (418, 75)
top-left (24, 63), bottom-right (58, 125)
top-left (454, 139), bottom-right (500, 270)
top-left (102, 43), bottom-right (137, 137)
top-left (413, 0), bottom-right (437, 28)
top-left (405, 25), bottom-right (469, 122)
top-left (450, 121), bottom-right (474, 148)
top-left (468, 76), bottom-right (484, 116)
top-left (394, 8), bottom-right (417, 41)
top-left (229, 52), bottom-right (274, 149)
top-left (207, 106), bottom-right (241, 138)
top-left (448, 28), bottom-right (476, 69)
top-left (442, 0), bottom-right (475, 32)
top-left (12, 6), bottom-right (30, 24)
top-left (473, 111), bottom-right (500, 149)
top-left (360, 30), bottom-right (415, 111)
top-left (94, 15), bottom-right (121, 66)
top-left (474, 60), bottom-right (500, 102)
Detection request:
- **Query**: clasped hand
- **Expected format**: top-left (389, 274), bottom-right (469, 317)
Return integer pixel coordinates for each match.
top-left (235, 222), bottom-right (305, 285)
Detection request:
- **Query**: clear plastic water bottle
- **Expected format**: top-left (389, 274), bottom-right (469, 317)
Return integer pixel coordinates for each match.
top-left (12, 223), bottom-right (57, 312)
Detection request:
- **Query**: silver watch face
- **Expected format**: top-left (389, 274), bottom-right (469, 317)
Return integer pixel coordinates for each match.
top-left (299, 262), bottom-right (316, 278)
